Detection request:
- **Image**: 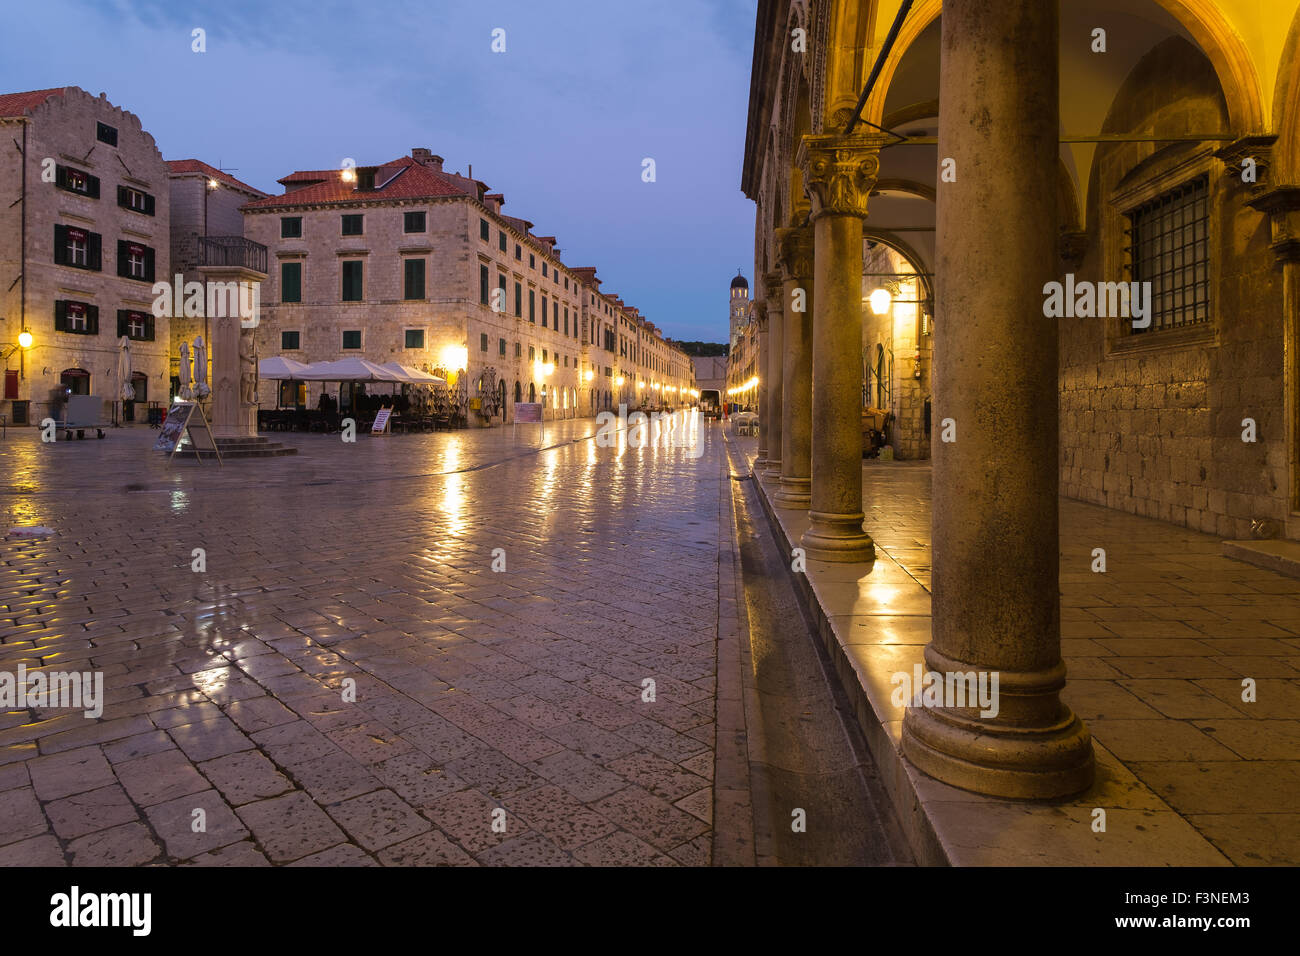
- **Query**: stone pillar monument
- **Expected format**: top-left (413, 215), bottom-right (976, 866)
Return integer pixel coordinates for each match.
top-left (199, 263), bottom-right (262, 438)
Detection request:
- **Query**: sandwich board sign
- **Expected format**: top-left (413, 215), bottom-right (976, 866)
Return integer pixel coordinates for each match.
top-left (372, 408), bottom-right (392, 434)
top-left (154, 401), bottom-right (222, 466)
top-left (512, 401), bottom-right (544, 443)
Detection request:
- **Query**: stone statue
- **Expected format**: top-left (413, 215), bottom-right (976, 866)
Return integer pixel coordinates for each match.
top-left (238, 330), bottom-right (257, 406)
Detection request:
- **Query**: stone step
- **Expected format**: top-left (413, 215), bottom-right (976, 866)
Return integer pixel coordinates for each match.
top-left (1222, 538), bottom-right (1300, 578)
top-left (174, 446), bottom-right (298, 458)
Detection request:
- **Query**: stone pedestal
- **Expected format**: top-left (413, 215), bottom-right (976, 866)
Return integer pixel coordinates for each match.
top-left (774, 225), bottom-right (815, 509)
top-left (796, 132), bottom-right (888, 562)
top-left (762, 272), bottom-right (784, 482)
top-left (900, 0), bottom-right (1094, 799)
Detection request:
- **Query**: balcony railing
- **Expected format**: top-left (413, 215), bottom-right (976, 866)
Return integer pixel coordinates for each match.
top-left (199, 236), bottom-right (268, 275)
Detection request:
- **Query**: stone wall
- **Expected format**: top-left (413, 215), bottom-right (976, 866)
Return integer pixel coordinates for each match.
top-left (1059, 37), bottom-right (1286, 539)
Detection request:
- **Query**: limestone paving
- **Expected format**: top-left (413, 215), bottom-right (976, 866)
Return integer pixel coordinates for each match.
top-left (0, 420), bottom-right (728, 866)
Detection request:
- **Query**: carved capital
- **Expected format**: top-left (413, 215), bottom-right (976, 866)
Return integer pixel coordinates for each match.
top-left (796, 133), bottom-right (889, 220)
top-left (774, 224), bottom-right (815, 281)
top-left (762, 271), bottom-right (784, 306)
top-left (1059, 228), bottom-right (1088, 270)
top-left (1214, 135), bottom-right (1277, 196)
top-left (751, 299), bottom-right (768, 331)
top-left (1247, 185), bottom-right (1300, 265)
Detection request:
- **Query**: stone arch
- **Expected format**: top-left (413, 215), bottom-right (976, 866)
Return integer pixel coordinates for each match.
top-left (1273, 5), bottom-right (1300, 182)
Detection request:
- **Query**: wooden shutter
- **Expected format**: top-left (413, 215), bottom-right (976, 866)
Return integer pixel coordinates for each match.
top-left (54, 300), bottom-right (67, 332)
top-left (144, 247), bottom-right (155, 282)
top-left (144, 192), bottom-right (156, 216)
top-left (88, 233), bottom-right (102, 270)
top-left (117, 310), bottom-right (128, 337)
top-left (86, 174), bottom-right (100, 198)
top-left (145, 314), bottom-right (156, 341)
top-left (86, 304), bottom-right (99, 334)
top-left (53, 225), bottom-right (67, 265)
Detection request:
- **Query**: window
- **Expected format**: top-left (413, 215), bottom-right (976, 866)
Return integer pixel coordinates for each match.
top-left (542, 263), bottom-right (548, 277)
top-left (499, 337), bottom-right (506, 356)
top-left (564, 308), bottom-right (569, 336)
top-left (404, 258), bottom-right (425, 300)
top-left (498, 273), bottom-right (507, 312)
top-left (341, 214), bottom-right (363, 236)
top-left (515, 342), bottom-right (522, 357)
top-left (54, 225), bottom-right (101, 270)
top-left (116, 240), bottom-right (155, 282)
top-left (529, 254), bottom-right (535, 268)
top-left (542, 295), bottom-right (548, 328)
top-left (54, 300), bottom-right (98, 335)
top-left (529, 289), bottom-right (536, 323)
top-left (480, 218), bottom-right (490, 241)
top-left (514, 282), bottom-right (522, 317)
top-left (96, 122), bottom-right (117, 146)
top-left (564, 277), bottom-right (569, 290)
top-left (553, 302), bottom-right (558, 327)
top-left (480, 264), bottom-right (490, 305)
top-left (282, 331), bottom-right (300, 350)
top-left (55, 165), bottom-right (99, 198)
top-left (342, 260), bottom-right (363, 301)
top-left (480, 333), bottom-right (489, 352)
top-left (404, 211), bottom-right (426, 233)
top-left (405, 329), bottom-right (424, 349)
top-left (342, 330), bottom-right (362, 349)
top-left (1126, 174), bottom-right (1209, 333)
top-left (116, 309), bottom-right (153, 341)
top-left (281, 261), bottom-right (302, 303)
top-left (529, 346), bottom-right (535, 361)
top-left (117, 185), bottom-right (155, 215)
top-left (281, 217), bottom-right (303, 239)
top-left (499, 231), bottom-right (507, 252)
top-left (515, 243), bottom-right (521, 260)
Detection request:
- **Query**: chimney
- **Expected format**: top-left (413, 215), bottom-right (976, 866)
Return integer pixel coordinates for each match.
top-left (411, 148), bottom-right (443, 171)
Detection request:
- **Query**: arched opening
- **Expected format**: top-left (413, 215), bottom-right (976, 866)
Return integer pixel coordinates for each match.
top-left (514, 380), bottom-right (521, 403)
top-left (498, 379), bottom-right (507, 422)
top-left (60, 368), bottom-right (90, 395)
top-left (528, 382), bottom-right (536, 403)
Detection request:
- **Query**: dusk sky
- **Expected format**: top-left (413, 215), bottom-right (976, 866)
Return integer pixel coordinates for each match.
top-left (1, 0), bottom-right (757, 343)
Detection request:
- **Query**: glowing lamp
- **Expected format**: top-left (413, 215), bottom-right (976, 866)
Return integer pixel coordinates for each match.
top-left (17, 330), bottom-right (33, 349)
top-left (869, 288), bottom-right (892, 315)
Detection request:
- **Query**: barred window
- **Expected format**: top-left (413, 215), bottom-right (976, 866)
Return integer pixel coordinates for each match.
top-left (1125, 175), bottom-right (1209, 333)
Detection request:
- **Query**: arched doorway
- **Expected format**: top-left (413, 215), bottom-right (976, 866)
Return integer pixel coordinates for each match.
top-left (514, 380), bottom-right (521, 403)
top-left (528, 383), bottom-right (536, 403)
top-left (498, 379), bottom-right (507, 422)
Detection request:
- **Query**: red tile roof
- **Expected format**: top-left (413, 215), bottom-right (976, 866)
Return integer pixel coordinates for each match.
top-left (0, 87), bottom-right (67, 117)
top-left (245, 155), bottom-right (473, 210)
top-left (166, 159), bottom-right (266, 196)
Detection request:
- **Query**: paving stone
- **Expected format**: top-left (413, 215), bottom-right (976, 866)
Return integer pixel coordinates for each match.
top-left (114, 749), bottom-right (209, 807)
top-left (44, 784), bottom-right (138, 841)
top-left (0, 833), bottom-right (66, 866)
top-left (27, 745), bottom-right (115, 801)
top-left (199, 750), bottom-right (294, 806)
top-left (67, 822), bottom-right (163, 866)
top-left (236, 791), bottom-right (347, 863)
top-left (475, 830), bottom-right (577, 867)
top-left (145, 789), bottom-right (250, 861)
top-left (378, 829), bottom-right (478, 866)
top-left (571, 830), bottom-right (677, 866)
top-left (592, 785), bottom-right (709, 853)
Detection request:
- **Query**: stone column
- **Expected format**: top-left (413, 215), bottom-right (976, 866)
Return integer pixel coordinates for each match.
top-left (900, 0), bottom-right (1094, 798)
top-left (199, 264), bottom-right (263, 438)
top-left (1246, 185), bottom-right (1300, 529)
top-left (754, 300), bottom-right (769, 467)
top-left (796, 132), bottom-right (887, 562)
top-left (762, 272), bottom-right (784, 482)
top-left (774, 224), bottom-right (815, 509)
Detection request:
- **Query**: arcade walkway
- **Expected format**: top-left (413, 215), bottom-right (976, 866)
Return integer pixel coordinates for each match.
top-left (745, 450), bottom-right (1300, 866)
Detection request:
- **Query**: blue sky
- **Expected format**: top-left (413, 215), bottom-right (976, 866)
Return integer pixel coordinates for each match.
top-left (2, 0), bottom-right (757, 342)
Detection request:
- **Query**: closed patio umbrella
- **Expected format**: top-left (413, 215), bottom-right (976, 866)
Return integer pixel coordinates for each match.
top-left (193, 337), bottom-right (210, 399)
top-left (117, 336), bottom-right (134, 401)
top-left (178, 341), bottom-right (193, 400)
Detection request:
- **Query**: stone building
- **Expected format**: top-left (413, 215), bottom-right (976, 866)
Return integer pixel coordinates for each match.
top-left (0, 86), bottom-right (170, 425)
top-left (165, 159), bottom-right (268, 397)
top-left (725, 273), bottom-right (760, 408)
top-left (242, 148), bottom-right (695, 423)
top-left (741, 0), bottom-right (1300, 803)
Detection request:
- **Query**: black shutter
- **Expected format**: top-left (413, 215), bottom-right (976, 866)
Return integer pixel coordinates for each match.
top-left (144, 247), bottom-right (155, 282)
top-left (144, 193), bottom-right (155, 216)
top-left (145, 314), bottom-right (155, 341)
top-left (53, 225), bottom-right (67, 265)
top-left (54, 300), bottom-right (67, 332)
top-left (86, 305), bottom-right (99, 335)
top-left (117, 240), bottom-right (128, 278)
top-left (55, 165), bottom-right (68, 190)
top-left (88, 233), bottom-right (102, 271)
top-left (117, 310), bottom-right (127, 337)
top-left (86, 174), bottom-right (100, 199)
top-left (117, 184), bottom-right (128, 207)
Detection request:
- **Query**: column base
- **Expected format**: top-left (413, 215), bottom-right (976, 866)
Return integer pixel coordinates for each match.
top-left (772, 476), bottom-right (811, 509)
top-left (800, 510), bottom-right (875, 562)
top-left (761, 458), bottom-right (782, 483)
top-left (900, 648), bottom-right (1096, 799)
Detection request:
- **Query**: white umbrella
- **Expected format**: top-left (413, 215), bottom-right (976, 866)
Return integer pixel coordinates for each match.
top-left (178, 341), bottom-right (193, 400)
top-left (295, 357), bottom-right (404, 382)
top-left (259, 356), bottom-right (311, 379)
top-left (193, 337), bottom-right (210, 399)
top-left (117, 336), bottom-right (134, 401)
top-left (380, 362), bottom-right (445, 384)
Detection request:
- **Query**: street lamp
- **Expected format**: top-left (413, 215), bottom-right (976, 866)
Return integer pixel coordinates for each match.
top-left (17, 330), bottom-right (33, 350)
top-left (869, 288), bottom-right (892, 315)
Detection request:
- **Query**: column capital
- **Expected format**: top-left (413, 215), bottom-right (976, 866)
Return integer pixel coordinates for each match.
top-left (1248, 184), bottom-right (1300, 265)
top-left (762, 271), bottom-right (784, 305)
top-left (774, 224), bottom-right (815, 281)
top-left (796, 133), bottom-right (890, 221)
top-left (750, 298), bottom-right (769, 331)
top-left (1214, 134), bottom-right (1277, 196)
